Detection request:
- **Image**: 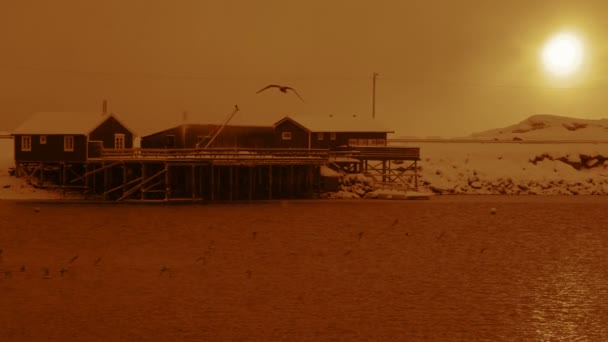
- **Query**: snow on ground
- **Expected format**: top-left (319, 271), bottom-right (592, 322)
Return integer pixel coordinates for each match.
top-left (389, 115), bottom-right (608, 195)
top-left (402, 142), bottom-right (608, 195)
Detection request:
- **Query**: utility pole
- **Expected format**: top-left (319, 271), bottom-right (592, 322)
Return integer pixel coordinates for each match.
top-left (372, 72), bottom-right (379, 119)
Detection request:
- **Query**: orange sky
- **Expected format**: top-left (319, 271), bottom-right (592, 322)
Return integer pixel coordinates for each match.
top-left (1, 0), bottom-right (608, 137)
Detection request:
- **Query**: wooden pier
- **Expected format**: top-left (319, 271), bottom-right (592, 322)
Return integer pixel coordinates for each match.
top-left (15, 146), bottom-right (420, 202)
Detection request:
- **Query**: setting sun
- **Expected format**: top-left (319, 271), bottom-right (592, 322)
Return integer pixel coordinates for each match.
top-left (541, 32), bottom-right (584, 77)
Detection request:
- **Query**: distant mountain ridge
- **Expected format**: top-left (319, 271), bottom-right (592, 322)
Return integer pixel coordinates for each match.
top-left (470, 115), bottom-right (608, 141)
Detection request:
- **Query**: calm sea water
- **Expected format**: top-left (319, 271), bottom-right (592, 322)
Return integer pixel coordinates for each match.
top-left (0, 196), bottom-right (607, 341)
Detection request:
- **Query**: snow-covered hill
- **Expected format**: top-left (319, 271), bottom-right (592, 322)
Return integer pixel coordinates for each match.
top-left (470, 114), bottom-right (608, 141)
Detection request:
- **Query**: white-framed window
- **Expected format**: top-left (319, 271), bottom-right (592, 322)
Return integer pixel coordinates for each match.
top-left (114, 133), bottom-right (125, 149)
top-left (330, 132), bottom-right (336, 140)
top-left (348, 138), bottom-right (381, 146)
top-left (281, 131), bottom-right (292, 140)
top-left (317, 132), bottom-right (324, 141)
top-left (64, 136), bottom-right (74, 152)
top-left (39, 135), bottom-right (47, 144)
top-left (21, 136), bottom-right (32, 151)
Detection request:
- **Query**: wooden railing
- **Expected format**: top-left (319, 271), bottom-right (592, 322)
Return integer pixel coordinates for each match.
top-left (347, 146), bottom-right (420, 160)
top-left (89, 146), bottom-right (422, 163)
top-left (94, 147), bottom-right (331, 163)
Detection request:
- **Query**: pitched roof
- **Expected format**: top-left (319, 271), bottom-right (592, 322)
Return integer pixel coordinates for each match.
top-left (12, 112), bottom-right (133, 135)
top-left (275, 115), bottom-right (394, 133)
top-left (136, 111), bottom-right (280, 137)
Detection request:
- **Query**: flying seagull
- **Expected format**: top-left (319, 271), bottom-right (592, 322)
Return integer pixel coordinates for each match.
top-left (256, 84), bottom-right (304, 102)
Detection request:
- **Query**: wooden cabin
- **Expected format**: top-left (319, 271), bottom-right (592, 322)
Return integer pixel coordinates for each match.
top-left (141, 123), bottom-right (275, 149)
top-left (12, 112), bottom-right (135, 162)
top-left (274, 116), bottom-right (394, 149)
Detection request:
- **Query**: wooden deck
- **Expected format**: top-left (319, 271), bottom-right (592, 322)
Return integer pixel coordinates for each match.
top-left (90, 147), bottom-right (420, 163)
top-left (347, 146), bottom-right (420, 161)
top-left (90, 148), bottom-right (331, 165)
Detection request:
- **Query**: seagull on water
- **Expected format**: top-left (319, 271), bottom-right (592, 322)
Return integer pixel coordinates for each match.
top-left (256, 84), bottom-right (305, 102)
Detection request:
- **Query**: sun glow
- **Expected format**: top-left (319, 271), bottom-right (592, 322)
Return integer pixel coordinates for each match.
top-left (542, 33), bottom-right (584, 76)
top-left (541, 32), bottom-right (584, 77)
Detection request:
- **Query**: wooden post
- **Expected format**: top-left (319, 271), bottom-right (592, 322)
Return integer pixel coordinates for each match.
top-left (278, 166), bottom-right (282, 198)
top-left (92, 164), bottom-right (96, 195)
top-left (248, 166), bottom-right (253, 201)
top-left (308, 165), bottom-right (313, 197)
top-left (235, 166), bottom-right (239, 201)
top-left (415, 160), bottom-right (418, 190)
top-left (139, 163), bottom-right (146, 201)
top-left (103, 164), bottom-right (109, 201)
top-left (191, 164), bottom-right (196, 200)
top-left (199, 165), bottom-right (204, 201)
top-left (217, 166), bottom-right (222, 201)
top-left (164, 162), bottom-right (170, 201)
top-left (382, 160), bottom-right (387, 183)
top-left (289, 165), bottom-right (294, 198)
top-left (258, 165), bottom-right (262, 185)
top-left (229, 166), bottom-right (234, 201)
top-left (210, 165), bottom-right (215, 201)
top-left (268, 165), bottom-right (273, 200)
top-left (122, 163), bottom-right (128, 198)
top-left (84, 163), bottom-right (89, 195)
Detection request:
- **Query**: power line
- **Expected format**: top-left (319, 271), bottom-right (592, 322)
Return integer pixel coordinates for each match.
top-left (0, 64), bottom-right (370, 81)
top-left (2, 63), bottom-right (607, 90)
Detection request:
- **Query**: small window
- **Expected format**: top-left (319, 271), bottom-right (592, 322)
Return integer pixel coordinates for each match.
top-left (114, 134), bottom-right (125, 149)
top-left (40, 136), bottom-right (47, 144)
top-left (64, 136), bottom-right (74, 152)
top-left (21, 136), bottom-right (32, 151)
top-left (377, 138), bottom-right (386, 146)
top-left (317, 132), bottom-right (324, 141)
top-left (348, 138), bottom-right (357, 146)
top-left (281, 131), bottom-right (292, 140)
top-left (330, 132), bottom-right (336, 140)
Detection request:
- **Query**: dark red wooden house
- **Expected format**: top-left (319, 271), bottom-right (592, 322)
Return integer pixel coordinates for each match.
top-left (273, 115), bottom-right (394, 149)
top-left (141, 123), bottom-right (275, 149)
top-left (12, 112), bottom-right (135, 162)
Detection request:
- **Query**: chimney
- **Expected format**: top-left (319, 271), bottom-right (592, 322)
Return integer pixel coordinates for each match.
top-left (182, 110), bottom-right (188, 123)
top-left (102, 99), bottom-right (108, 115)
